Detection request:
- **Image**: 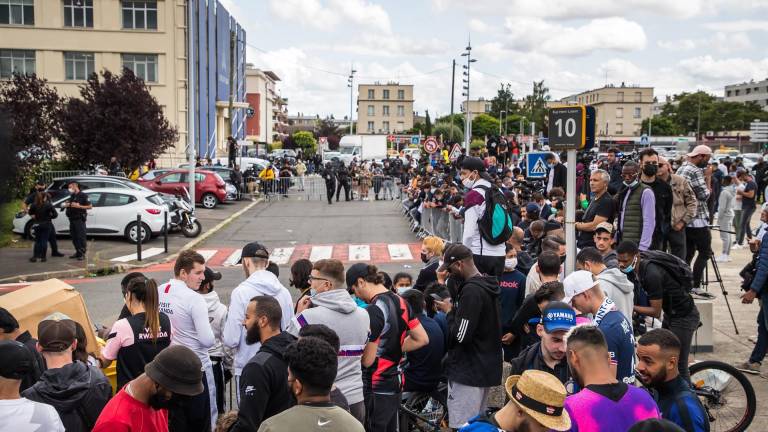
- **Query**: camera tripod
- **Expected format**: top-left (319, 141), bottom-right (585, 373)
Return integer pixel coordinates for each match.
top-left (700, 226), bottom-right (739, 334)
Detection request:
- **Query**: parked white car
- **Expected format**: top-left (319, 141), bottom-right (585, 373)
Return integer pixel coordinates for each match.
top-left (14, 188), bottom-right (167, 244)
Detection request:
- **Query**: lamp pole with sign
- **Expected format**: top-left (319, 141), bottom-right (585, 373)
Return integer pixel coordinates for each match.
top-left (461, 41), bottom-right (476, 151)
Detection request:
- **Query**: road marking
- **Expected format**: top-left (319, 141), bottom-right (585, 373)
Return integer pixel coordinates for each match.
top-left (197, 249), bottom-right (218, 262)
top-left (111, 248), bottom-right (165, 263)
top-left (348, 245), bottom-right (371, 261)
top-left (270, 247), bottom-right (295, 265)
top-left (387, 244), bottom-right (413, 260)
top-left (223, 250), bottom-right (242, 267)
top-left (309, 246), bottom-right (333, 261)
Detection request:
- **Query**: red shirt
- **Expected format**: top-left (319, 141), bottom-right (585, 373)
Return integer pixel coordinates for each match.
top-left (93, 388), bottom-right (168, 432)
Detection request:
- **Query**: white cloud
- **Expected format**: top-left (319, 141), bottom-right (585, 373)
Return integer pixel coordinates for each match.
top-left (709, 32), bottom-right (752, 53)
top-left (268, 0), bottom-right (391, 34)
top-left (677, 55), bottom-right (768, 82)
top-left (468, 18), bottom-right (489, 33)
top-left (432, 0), bottom-right (715, 19)
top-left (324, 34), bottom-right (451, 57)
top-left (503, 17), bottom-right (647, 56)
top-left (657, 39), bottom-right (697, 50)
top-left (704, 19), bottom-right (768, 32)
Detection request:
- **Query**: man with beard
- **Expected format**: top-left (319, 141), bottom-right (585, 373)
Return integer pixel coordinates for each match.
top-left (509, 302), bottom-right (576, 385)
top-left (636, 329), bottom-right (709, 432)
top-left (93, 346), bottom-right (204, 432)
top-left (564, 325), bottom-right (659, 431)
top-left (230, 296), bottom-right (296, 432)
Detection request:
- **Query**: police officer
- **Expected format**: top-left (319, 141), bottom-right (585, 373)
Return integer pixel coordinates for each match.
top-left (322, 162), bottom-right (336, 205)
top-left (23, 180), bottom-right (63, 257)
top-left (335, 162), bottom-right (351, 202)
top-left (62, 182), bottom-right (92, 260)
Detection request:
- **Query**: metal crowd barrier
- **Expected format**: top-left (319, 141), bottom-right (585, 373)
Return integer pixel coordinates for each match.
top-left (400, 195), bottom-right (462, 243)
top-left (243, 175), bottom-right (330, 201)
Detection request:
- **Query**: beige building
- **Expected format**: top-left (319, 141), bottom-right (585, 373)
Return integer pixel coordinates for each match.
top-left (561, 84), bottom-right (654, 137)
top-left (460, 97), bottom-right (493, 121)
top-left (357, 83), bottom-right (414, 134)
top-left (0, 0), bottom-right (247, 166)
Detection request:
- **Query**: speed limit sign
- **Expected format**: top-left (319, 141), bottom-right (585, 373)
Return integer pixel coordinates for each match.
top-left (548, 106), bottom-right (585, 150)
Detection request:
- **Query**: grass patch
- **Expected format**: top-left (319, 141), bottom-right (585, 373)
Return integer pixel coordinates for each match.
top-left (0, 200), bottom-right (22, 248)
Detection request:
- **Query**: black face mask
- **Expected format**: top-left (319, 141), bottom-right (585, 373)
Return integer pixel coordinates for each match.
top-left (148, 389), bottom-right (183, 410)
top-left (560, 255), bottom-right (566, 264)
top-left (420, 252), bottom-right (429, 264)
top-left (695, 160), bottom-right (708, 168)
top-left (642, 164), bottom-right (658, 177)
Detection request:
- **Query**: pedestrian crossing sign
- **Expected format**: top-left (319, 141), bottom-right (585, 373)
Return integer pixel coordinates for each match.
top-left (526, 152), bottom-right (549, 179)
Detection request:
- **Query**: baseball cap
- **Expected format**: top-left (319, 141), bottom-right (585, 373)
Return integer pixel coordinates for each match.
top-left (145, 345), bottom-right (204, 396)
top-left (525, 202), bottom-right (540, 215)
top-left (594, 221), bottom-right (613, 234)
top-left (0, 340), bottom-right (34, 379)
top-left (438, 243), bottom-right (473, 272)
top-left (346, 262), bottom-right (370, 290)
top-left (687, 145), bottom-right (713, 158)
top-left (0, 307), bottom-right (19, 333)
top-left (541, 302), bottom-right (577, 333)
top-left (236, 241), bottom-right (269, 264)
top-left (460, 157), bottom-right (486, 173)
top-left (38, 312), bottom-right (77, 352)
top-left (562, 270), bottom-right (599, 304)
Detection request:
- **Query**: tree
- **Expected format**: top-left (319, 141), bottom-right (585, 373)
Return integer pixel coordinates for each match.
top-left (471, 113), bottom-right (500, 138)
top-left (433, 122), bottom-right (463, 143)
top-left (650, 91), bottom-right (768, 136)
top-left (641, 116), bottom-right (680, 136)
top-left (292, 131), bottom-right (317, 156)
top-left (316, 118), bottom-right (341, 150)
top-left (405, 122), bottom-right (427, 135)
top-left (490, 83), bottom-right (518, 119)
top-left (436, 113), bottom-right (465, 132)
top-left (523, 80), bottom-right (551, 136)
top-left (58, 69), bottom-right (177, 170)
top-left (425, 110), bottom-right (433, 135)
top-left (0, 73), bottom-right (62, 197)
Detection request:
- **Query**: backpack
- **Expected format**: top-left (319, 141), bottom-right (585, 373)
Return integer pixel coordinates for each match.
top-left (639, 250), bottom-right (694, 292)
top-left (473, 184), bottom-right (514, 245)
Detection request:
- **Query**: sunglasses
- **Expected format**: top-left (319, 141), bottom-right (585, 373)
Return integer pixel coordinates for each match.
top-left (308, 275), bottom-right (330, 283)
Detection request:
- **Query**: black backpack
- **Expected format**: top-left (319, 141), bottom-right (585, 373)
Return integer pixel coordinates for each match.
top-left (640, 250), bottom-right (694, 292)
top-left (473, 184), bottom-right (514, 245)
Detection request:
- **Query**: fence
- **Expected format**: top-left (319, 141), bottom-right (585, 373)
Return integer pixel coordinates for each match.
top-left (400, 196), bottom-right (463, 243)
top-left (39, 170), bottom-right (128, 185)
top-left (242, 175), bottom-right (329, 201)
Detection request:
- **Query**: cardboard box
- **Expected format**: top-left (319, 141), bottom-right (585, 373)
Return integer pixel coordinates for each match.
top-left (0, 278), bottom-right (99, 355)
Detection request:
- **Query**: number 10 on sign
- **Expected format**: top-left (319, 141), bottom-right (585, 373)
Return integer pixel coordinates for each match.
top-left (548, 106), bottom-right (586, 150)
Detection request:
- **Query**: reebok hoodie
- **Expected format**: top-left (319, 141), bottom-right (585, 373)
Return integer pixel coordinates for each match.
top-left (288, 289), bottom-right (369, 405)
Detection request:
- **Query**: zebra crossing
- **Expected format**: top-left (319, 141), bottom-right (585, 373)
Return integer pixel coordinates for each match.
top-left (121, 242), bottom-right (422, 270)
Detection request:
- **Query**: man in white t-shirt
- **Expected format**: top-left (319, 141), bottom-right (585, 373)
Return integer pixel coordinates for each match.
top-left (158, 250), bottom-right (216, 431)
top-left (0, 340), bottom-right (64, 431)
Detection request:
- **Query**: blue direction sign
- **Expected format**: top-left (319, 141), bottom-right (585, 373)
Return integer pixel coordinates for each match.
top-left (526, 152), bottom-right (549, 179)
top-left (411, 135), bottom-right (420, 145)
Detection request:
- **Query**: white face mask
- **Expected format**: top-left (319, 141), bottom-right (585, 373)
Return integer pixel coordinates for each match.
top-left (462, 175), bottom-right (475, 189)
top-left (504, 258), bottom-right (518, 270)
top-left (397, 287), bottom-right (411, 295)
top-left (68, 188), bottom-right (75, 194)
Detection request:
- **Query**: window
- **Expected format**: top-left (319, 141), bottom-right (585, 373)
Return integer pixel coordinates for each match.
top-left (159, 173), bottom-right (183, 183)
top-left (382, 121), bottom-right (390, 132)
top-left (735, 90), bottom-right (740, 96)
top-left (0, 0), bottom-right (34, 25)
top-left (0, 49), bottom-right (34, 78)
top-left (383, 89), bottom-right (390, 99)
top-left (382, 105), bottom-right (390, 116)
top-left (615, 123), bottom-right (623, 135)
top-left (397, 105), bottom-right (404, 116)
top-left (634, 91), bottom-right (642, 102)
top-left (367, 121), bottom-right (374, 132)
top-left (122, 1), bottom-right (157, 30)
top-left (102, 193), bottom-right (136, 207)
top-left (64, 52), bottom-right (94, 80)
top-left (633, 107), bottom-right (641, 119)
top-left (727, 90), bottom-right (732, 97)
top-left (617, 91), bottom-right (624, 102)
top-left (398, 89), bottom-right (404, 100)
top-left (615, 107), bottom-right (624, 118)
top-left (85, 192), bottom-right (103, 206)
top-left (396, 121), bottom-right (404, 131)
top-left (122, 53), bottom-right (157, 82)
top-left (64, 0), bottom-right (93, 27)
top-left (367, 105), bottom-right (374, 116)
top-left (485, 103), bottom-right (491, 112)
top-left (747, 88), bottom-right (752, 95)
top-left (367, 89), bottom-right (374, 99)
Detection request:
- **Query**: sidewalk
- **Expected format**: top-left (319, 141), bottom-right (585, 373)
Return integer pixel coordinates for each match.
top-left (0, 199), bottom-right (259, 282)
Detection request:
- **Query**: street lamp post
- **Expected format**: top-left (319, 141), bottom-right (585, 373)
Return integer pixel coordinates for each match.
top-left (347, 66), bottom-right (356, 136)
top-left (499, 110), bottom-right (506, 136)
top-left (461, 41), bottom-right (476, 150)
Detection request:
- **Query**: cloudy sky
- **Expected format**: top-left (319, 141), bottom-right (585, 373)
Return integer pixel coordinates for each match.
top-left (223, 0), bottom-right (768, 119)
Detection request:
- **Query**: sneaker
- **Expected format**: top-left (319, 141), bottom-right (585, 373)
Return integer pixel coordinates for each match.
top-left (51, 252), bottom-right (65, 257)
top-left (716, 254), bottom-right (728, 262)
top-left (691, 287), bottom-right (716, 299)
top-left (748, 335), bottom-right (758, 344)
top-left (735, 361), bottom-right (761, 375)
top-left (732, 244), bottom-right (743, 250)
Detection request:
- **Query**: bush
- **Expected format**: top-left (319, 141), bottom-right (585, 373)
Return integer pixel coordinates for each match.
top-left (433, 122), bottom-right (463, 143)
top-left (470, 138), bottom-right (486, 151)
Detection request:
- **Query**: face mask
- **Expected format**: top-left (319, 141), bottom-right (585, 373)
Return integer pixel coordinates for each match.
top-left (642, 164), bottom-right (658, 177)
top-left (68, 188), bottom-right (75, 194)
top-left (420, 252), bottom-right (429, 263)
top-left (148, 389), bottom-right (181, 410)
top-left (310, 288), bottom-right (317, 297)
top-left (623, 179), bottom-right (638, 188)
top-left (462, 176), bottom-right (475, 189)
top-left (504, 258), bottom-right (518, 270)
top-left (397, 287), bottom-right (411, 295)
top-left (621, 256), bottom-right (637, 274)
top-left (695, 159), bottom-right (708, 168)
top-left (547, 162), bottom-right (555, 169)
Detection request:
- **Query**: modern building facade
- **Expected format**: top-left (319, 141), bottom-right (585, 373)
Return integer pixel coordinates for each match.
top-left (561, 84), bottom-right (654, 138)
top-left (725, 79), bottom-right (768, 111)
top-left (0, 0), bottom-right (246, 166)
top-left (356, 83), bottom-right (414, 134)
top-left (245, 67), bottom-right (287, 143)
top-left (460, 97), bottom-right (492, 121)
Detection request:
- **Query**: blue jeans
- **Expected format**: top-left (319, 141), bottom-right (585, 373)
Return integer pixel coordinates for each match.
top-left (749, 298), bottom-right (768, 364)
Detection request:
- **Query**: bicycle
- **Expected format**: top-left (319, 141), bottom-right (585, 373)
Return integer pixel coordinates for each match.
top-left (399, 384), bottom-right (449, 432)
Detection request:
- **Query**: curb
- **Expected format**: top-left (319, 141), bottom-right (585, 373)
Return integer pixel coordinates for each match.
top-left (0, 198), bottom-right (263, 284)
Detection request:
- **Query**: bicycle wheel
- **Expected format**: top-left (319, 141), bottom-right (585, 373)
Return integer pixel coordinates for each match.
top-left (401, 392), bottom-right (448, 432)
top-left (689, 360), bottom-right (756, 432)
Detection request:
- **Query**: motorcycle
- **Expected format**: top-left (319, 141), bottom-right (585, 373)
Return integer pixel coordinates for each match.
top-left (168, 188), bottom-right (202, 237)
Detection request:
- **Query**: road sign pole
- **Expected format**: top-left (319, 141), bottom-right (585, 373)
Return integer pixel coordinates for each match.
top-left (565, 149), bottom-right (577, 277)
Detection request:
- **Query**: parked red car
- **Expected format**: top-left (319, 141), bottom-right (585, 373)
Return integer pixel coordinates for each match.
top-left (137, 169), bottom-right (227, 209)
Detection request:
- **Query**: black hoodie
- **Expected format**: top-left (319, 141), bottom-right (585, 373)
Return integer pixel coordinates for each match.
top-left (445, 275), bottom-right (503, 387)
top-left (231, 331), bottom-right (297, 432)
top-left (22, 361), bottom-right (112, 431)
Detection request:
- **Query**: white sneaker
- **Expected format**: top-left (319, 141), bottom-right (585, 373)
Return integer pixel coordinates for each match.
top-left (716, 255), bottom-right (727, 262)
top-left (732, 244), bottom-right (743, 250)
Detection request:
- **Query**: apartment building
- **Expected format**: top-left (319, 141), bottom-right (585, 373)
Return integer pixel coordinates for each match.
top-left (725, 79), bottom-right (768, 111)
top-left (561, 84), bottom-right (654, 137)
top-left (460, 97), bottom-right (492, 121)
top-left (245, 67), bottom-right (288, 143)
top-left (356, 82), bottom-right (414, 134)
top-left (0, 0), bottom-right (247, 165)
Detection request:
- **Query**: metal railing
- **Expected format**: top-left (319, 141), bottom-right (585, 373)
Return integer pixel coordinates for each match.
top-left (39, 170), bottom-right (128, 184)
top-left (400, 192), bottom-right (463, 243)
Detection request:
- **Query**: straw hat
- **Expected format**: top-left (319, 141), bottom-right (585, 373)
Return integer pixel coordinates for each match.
top-left (505, 370), bottom-right (571, 431)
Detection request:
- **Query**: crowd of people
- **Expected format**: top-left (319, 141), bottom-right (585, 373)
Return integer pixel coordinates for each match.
top-left (4, 137), bottom-right (768, 432)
